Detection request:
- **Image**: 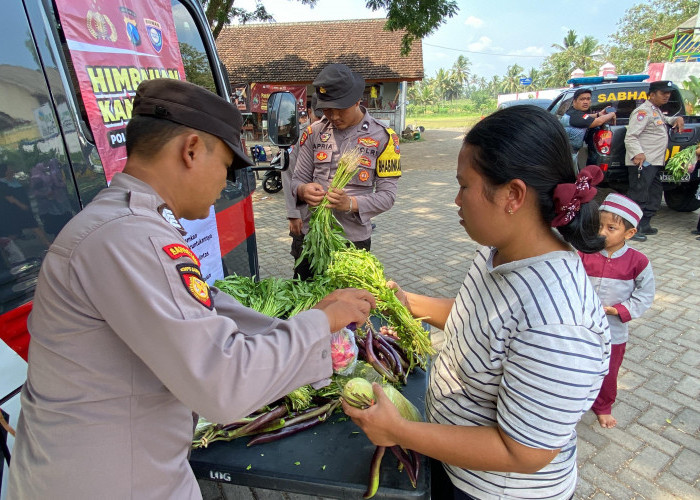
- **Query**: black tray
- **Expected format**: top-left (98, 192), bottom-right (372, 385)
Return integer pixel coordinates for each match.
top-left (190, 368), bottom-right (430, 500)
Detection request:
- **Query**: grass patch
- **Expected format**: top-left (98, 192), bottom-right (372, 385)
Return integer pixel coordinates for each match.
top-left (405, 114), bottom-right (482, 130)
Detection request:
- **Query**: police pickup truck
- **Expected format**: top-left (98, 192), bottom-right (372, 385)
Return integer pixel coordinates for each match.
top-left (548, 75), bottom-right (700, 212)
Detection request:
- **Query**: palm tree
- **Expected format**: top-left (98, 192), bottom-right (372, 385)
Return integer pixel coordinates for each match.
top-left (552, 29), bottom-right (578, 53)
top-left (573, 36), bottom-right (602, 73)
top-left (500, 64), bottom-right (525, 94)
top-left (452, 55), bottom-right (471, 96)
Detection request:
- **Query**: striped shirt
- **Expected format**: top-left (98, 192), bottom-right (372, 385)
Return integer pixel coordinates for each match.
top-left (427, 246), bottom-right (610, 499)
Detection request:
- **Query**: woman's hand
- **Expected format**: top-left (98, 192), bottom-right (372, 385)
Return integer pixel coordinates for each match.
top-left (342, 383), bottom-right (404, 447)
top-left (387, 281), bottom-right (410, 311)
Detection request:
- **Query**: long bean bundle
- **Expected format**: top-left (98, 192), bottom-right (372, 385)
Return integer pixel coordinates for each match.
top-left (327, 248), bottom-right (435, 368)
top-left (296, 148), bottom-right (363, 276)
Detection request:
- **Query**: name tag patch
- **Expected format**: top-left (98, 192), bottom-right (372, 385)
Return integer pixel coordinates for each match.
top-left (162, 243), bottom-right (200, 266)
top-left (177, 263), bottom-right (212, 310)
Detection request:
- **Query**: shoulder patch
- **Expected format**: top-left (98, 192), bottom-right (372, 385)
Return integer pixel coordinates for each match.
top-left (636, 111), bottom-right (647, 121)
top-left (357, 137), bottom-right (379, 148)
top-left (162, 243), bottom-right (201, 266)
top-left (376, 128), bottom-right (401, 177)
top-left (299, 130), bottom-right (309, 147)
top-left (177, 263), bottom-right (213, 310)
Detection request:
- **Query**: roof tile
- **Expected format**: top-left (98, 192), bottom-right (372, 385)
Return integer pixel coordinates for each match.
top-left (216, 19), bottom-right (423, 83)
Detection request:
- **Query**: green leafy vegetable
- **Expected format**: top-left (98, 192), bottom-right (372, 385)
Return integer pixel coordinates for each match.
top-left (297, 148), bottom-right (363, 276)
top-left (665, 144), bottom-right (698, 182)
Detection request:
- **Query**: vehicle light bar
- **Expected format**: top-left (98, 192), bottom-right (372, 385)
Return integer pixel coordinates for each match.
top-left (567, 74), bottom-right (650, 86)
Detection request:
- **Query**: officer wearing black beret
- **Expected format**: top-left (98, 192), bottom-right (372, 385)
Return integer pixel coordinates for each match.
top-left (625, 80), bottom-right (684, 240)
top-left (8, 78), bottom-right (376, 498)
top-left (290, 63), bottom-right (401, 279)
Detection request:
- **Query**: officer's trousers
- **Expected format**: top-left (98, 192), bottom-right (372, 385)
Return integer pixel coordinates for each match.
top-left (627, 164), bottom-right (662, 220)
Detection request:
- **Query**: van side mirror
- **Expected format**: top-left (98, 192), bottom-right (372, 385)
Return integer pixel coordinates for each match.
top-left (267, 92), bottom-right (298, 146)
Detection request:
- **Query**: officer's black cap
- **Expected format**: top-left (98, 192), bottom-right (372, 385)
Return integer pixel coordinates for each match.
top-left (648, 80), bottom-right (673, 93)
top-left (313, 63), bottom-right (365, 110)
top-left (310, 93), bottom-right (324, 118)
top-left (573, 87), bottom-right (592, 100)
top-left (132, 79), bottom-right (253, 169)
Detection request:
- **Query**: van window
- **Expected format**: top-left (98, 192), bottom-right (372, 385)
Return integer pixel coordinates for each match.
top-left (171, 1), bottom-right (217, 93)
top-left (0, 2), bottom-right (80, 314)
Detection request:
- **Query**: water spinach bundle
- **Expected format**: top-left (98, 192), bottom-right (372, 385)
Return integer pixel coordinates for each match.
top-left (327, 248), bottom-right (435, 368)
top-left (665, 144), bottom-right (698, 182)
top-left (296, 148), bottom-right (363, 276)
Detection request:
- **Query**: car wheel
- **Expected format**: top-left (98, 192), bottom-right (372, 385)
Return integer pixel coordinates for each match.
top-left (262, 172), bottom-right (282, 193)
top-left (664, 181), bottom-right (700, 212)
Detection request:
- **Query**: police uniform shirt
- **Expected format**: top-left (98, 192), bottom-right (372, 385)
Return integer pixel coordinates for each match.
top-left (8, 173), bottom-right (333, 500)
top-left (566, 107), bottom-right (596, 129)
top-left (625, 99), bottom-right (675, 166)
top-left (290, 109), bottom-right (400, 242)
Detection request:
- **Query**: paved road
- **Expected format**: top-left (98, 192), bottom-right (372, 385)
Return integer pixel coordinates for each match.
top-left (200, 129), bottom-right (700, 500)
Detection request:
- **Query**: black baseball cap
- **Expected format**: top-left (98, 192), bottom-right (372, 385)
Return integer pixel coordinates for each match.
top-left (313, 63), bottom-right (365, 110)
top-left (573, 88), bottom-right (592, 100)
top-left (649, 80), bottom-right (673, 93)
top-left (132, 79), bottom-right (253, 169)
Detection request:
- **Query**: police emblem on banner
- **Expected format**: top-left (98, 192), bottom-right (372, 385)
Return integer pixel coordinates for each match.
top-left (86, 10), bottom-right (117, 42)
top-left (177, 263), bottom-right (212, 309)
top-left (120, 7), bottom-right (141, 46)
top-left (144, 19), bottom-right (163, 53)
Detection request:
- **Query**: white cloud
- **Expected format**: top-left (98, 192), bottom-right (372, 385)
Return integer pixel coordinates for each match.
top-left (468, 36), bottom-right (492, 52)
top-left (464, 16), bottom-right (484, 28)
top-left (512, 46), bottom-right (546, 56)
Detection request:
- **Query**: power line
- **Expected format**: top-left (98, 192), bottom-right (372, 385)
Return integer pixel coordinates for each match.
top-left (423, 42), bottom-right (548, 58)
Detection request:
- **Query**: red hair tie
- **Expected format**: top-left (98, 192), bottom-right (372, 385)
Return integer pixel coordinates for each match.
top-left (551, 165), bottom-right (604, 227)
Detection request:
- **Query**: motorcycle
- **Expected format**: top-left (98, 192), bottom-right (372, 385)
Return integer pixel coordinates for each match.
top-left (250, 148), bottom-right (289, 194)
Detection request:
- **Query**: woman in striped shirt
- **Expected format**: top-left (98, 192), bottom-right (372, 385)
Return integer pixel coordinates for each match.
top-left (344, 105), bottom-right (611, 499)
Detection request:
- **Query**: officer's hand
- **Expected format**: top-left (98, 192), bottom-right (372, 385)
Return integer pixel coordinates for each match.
top-left (672, 117), bottom-right (685, 132)
top-left (299, 183), bottom-right (325, 207)
top-left (632, 153), bottom-right (646, 166)
top-left (288, 218), bottom-right (302, 235)
top-left (313, 288), bottom-right (376, 332)
top-left (325, 188), bottom-right (349, 211)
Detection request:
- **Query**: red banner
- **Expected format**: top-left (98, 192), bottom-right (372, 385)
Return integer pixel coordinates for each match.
top-left (55, 0), bottom-right (185, 182)
top-left (250, 83), bottom-right (307, 113)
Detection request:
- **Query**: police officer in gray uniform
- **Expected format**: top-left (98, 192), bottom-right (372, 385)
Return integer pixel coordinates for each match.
top-left (7, 79), bottom-right (375, 500)
top-left (625, 80), bottom-right (685, 241)
top-left (291, 63), bottom-right (401, 280)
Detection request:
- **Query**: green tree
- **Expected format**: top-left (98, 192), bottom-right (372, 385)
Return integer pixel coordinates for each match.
top-left (552, 29), bottom-right (579, 53)
top-left (604, 0), bottom-right (697, 73)
top-left (573, 35), bottom-right (602, 73)
top-left (451, 55), bottom-right (471, 95)
top-left (202, 0), bottom-right (459, 54)
top-left (179, 42), bottom-right (216, 92)
top-left (500, 64), bottom-right (525, 94)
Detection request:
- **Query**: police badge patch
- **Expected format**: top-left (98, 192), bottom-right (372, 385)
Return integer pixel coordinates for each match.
top-left (177, 263), bottom-right (213, 310)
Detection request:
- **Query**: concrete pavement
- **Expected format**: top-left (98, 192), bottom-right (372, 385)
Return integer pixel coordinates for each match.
top-left (200, 128), bottom-right (700, 500)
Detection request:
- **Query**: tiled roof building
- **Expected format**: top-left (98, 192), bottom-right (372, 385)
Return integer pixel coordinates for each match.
top-left (216, 18), bottom-right (423, 84)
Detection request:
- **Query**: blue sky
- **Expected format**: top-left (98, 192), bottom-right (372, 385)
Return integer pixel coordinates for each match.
top-left (235, 0), bottom-right (642, 78)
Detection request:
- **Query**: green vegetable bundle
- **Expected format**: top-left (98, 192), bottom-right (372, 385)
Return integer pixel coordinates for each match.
top-left (214, 274), bottom-right (334, 318)
top-left (665, 144), bottom-right (698, 182)
top-left (327, 248), bottom-right (435, 368)
top-left (297, 148), bottom-right (363, 276)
